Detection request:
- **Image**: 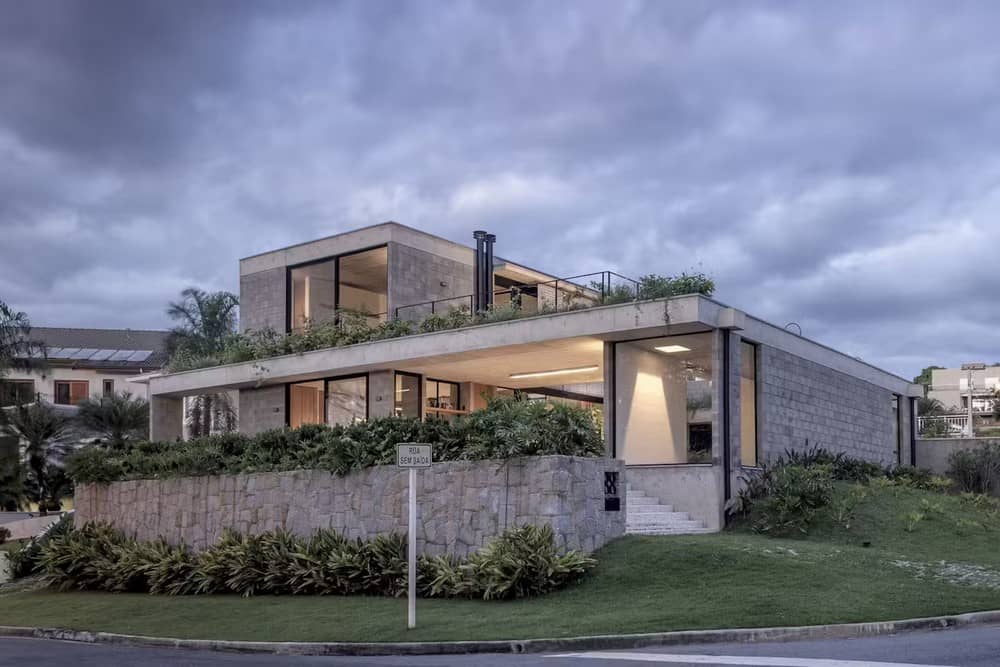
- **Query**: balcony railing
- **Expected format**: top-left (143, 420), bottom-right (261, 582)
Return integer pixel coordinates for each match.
top-left (393, 271), bottom-right (640, 322)
top-left (917, 415), bottom-right (969, 436)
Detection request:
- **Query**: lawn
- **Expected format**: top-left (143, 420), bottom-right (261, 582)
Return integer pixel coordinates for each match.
top-left (1, 483), bottom-right (1000, 642)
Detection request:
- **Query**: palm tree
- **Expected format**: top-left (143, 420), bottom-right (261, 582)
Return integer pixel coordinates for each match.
top-left (0, 401), bottom-right (73, 510)
top-left (917, 396), bottom-right (946, 416)
top-left (0, 299), bottom-right (45, 379)
top-left (75, 391), bottom-right (149, 449)
top-left (167, 288), bottom-right (240, 437)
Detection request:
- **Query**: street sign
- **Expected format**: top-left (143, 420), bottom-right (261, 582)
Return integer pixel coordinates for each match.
top-left (397, 443), bottom-right (432, 629)
top-left (397, 443), bottom-right (432, 468)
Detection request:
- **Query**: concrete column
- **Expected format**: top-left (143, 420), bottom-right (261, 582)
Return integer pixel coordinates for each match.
top-left (150, 395), bottom-right (184, 442)
top-left (368, 370), bottom-right (395, 418)
top-left (603, 342), bottom-right (616, 458)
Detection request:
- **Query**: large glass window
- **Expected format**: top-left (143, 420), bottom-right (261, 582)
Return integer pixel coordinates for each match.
top-left (395, 372), bottom-right (422, 418)
top-left (288, 380), bottom-right (325, 429)
top-left (326, 376), bottom-right (368, 425)
top-left (0, 380), bottom-right (35, 407)
top-left (425, 379), bottom-right (462, 421)
top-left (740, 341), bottom-right (759, 467)
top-left (54, 380), bottom-right (89, 405)
top-left (289, 247), bottom-right (388, 332)
top-left (615, 333), bottom-right (714, 465)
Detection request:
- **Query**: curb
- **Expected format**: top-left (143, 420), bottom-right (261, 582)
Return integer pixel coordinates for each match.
top-left (2, 610), bottom-right (1000, 656)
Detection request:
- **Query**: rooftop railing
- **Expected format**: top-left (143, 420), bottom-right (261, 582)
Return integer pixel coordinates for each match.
top-left (393, 270), bottom-right (640, 322)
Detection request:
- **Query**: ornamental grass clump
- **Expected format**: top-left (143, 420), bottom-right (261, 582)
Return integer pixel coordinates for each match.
top-left (37, 523), bottom-right (596, 600)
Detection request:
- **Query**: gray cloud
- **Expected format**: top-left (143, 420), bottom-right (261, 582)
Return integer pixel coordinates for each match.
top-left (2, 0), bottom-right (1000, 378)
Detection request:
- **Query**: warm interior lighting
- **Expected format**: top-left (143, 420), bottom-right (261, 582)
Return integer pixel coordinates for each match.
top-left (655, 344), bottom-right (691, 354)
top-left (509, 365), bottom-right (599, 380)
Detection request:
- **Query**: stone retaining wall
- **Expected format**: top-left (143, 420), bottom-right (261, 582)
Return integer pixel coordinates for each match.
top-left (74, 456), bottom-right (625, 557)
top-left (915, 437), bottom-right (1000, 475)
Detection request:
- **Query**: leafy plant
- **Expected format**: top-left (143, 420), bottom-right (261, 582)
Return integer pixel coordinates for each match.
top-left (75, 392), bottom-right (149, 448)
top-left (0, 400), bottom-right (73, 508)
top-left (0, 525), bottom-right (10, 544)
top-left (4, 512), bottom-right (73, 578)
top-left (948, 443), bottom-right (1000, 495)
top-left (38, 523), bottom-right (596, 600)
top-left (902, 511), bottom-right (926, 533)
top-left (749, 464), bottom-right (835, 536)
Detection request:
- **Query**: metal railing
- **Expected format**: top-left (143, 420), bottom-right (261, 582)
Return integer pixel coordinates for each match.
top-left (393, 271), bottom-right (640, 322)
top-left (917, 415), bottom-right (969, 436)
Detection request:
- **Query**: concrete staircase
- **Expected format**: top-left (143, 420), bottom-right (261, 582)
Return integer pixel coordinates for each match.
top-left (625, 485), bottom-right (713, 535)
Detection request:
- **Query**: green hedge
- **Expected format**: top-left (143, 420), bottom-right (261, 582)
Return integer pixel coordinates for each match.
top-left (38, 522), bottom-right (595, 600)
top-left (67, 397), bottom-right (604, 484)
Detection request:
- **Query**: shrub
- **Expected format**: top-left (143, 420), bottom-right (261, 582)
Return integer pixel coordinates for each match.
top-left (5, 512), bottom-right (73, 579)
top-left (749, 464), bottom-right (835, 536)
top-left (0, 526), bottom-right (9, 545)
top-left (38, 523), bottom-right (595, 600)
top-left (948, 443), bottom-right (1000, 495)
top-left (67, 396), bottom-right (603, 484)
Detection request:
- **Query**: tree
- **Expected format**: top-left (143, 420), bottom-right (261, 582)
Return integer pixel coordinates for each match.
top-left (0, 299), bottom-right (45, 379)
top-left (167, 288), bottom-right (240, 436)
top-left (0, 434), bottom-right (25, 511)
top-left (917, 396), bottom-right (946, 416)
top-left (75, 391), bottom-right (149, 449)
top-left (913, 365), bottom-right (944, 397)
top-left (0, 401), bottom-right (73, 510)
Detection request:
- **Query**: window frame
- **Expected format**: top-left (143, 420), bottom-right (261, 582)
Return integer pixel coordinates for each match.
top-left (284, 244), bottom-right (389, 333)
top-left (425, 378), bottom-right (462, 413)
top-left (54, 380), bottom-right (89, 406)
top-left (285, 372), bottom-right (370, 427)
top-left (394, 371), bottom-right (423, 418)
top-left (0, 379), bottom-right (35, 407)
top-left (102, 379), bottom-right (115, 397)
top-left (739, 339), bottom-right (760, 468)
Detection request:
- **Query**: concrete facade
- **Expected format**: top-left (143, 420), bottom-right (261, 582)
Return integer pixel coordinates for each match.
top-left (237, 385), bottom-right (285, 435)
top-left (74, 455), bottom-right (625, 556)
top-left (928, 365), bottom-right (1000, 413)
top-left (755, 345), bottom-right (907, 466)
top-left (239, 267), bottom-right (286, 334)
top-left (389, 243), bottom-right (476, 319)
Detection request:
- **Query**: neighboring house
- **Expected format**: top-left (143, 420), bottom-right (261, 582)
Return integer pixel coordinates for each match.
top-left (141, 222), bottom-right (922, 533)
top-left (927, 365), bottom-right (1000, 414)
top-left (0, 327), bottom-right (170, 409)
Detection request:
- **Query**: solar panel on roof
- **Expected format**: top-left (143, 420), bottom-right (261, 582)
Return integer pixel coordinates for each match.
top-left (109, 350), bottom-right (134, 361)
top-left (74, 348), bottom-right (100, 360)
top-left (126, 350), bottom-right (153, 362)
top-left (48, 347), bottom-right (79, 359)
top-left (90, 349), bottom-right (116, 361)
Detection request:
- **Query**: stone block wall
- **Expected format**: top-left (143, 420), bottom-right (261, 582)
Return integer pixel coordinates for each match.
top-left (916, 437), bottom-right (1000, 475)
top-left (238, 385), bottom-right (286, 435)
top-left (757, 345), bottom-right (899, 464)
top-left (74, 456), bottom-right (625, 556)
top-left (240, 267), bottom-right (286, 333)
top-left (389, 243), bottom-right (475, 319)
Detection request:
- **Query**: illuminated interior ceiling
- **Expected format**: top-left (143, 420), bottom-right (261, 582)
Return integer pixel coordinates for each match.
top-left (395, 336), bottom-right (605, 389)
top-left (625, 333), bottom-right (715, 379)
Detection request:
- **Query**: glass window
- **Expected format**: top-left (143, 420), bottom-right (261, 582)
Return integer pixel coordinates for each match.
top-left (0, 380), bottom-right (35, 407)
top-left (337, 247), bottom-right (388, 325)
top-left (740, 341), bottom-right (758, 467)
top-left (288, 247), bottom-right (388, 332)
top-left (426, 379), bottom-right (460, 410)
top-left (290, 258), bottom-right (337, 331)
top-left (54, 380), bottom-right (89, 405)
top-left (395, 373), bottom-right (421, 418)
top-left (102, 379), bottom-right (115, 397)
top-left (288, 380), bottom-right (326, 429)
top-left (326, 376), bottom-right (367, 425)
top-left (615, 333), bottom-right (714, 465)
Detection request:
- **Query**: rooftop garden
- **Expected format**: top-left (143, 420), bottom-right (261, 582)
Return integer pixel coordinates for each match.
top-left (168, 271), bottom-right (713, 372)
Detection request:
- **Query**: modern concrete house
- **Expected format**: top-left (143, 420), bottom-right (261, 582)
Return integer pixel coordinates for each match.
top-left (927, 365), bottom-right (1000, 413)
top-left (143, 222), bottom-right (922, 534)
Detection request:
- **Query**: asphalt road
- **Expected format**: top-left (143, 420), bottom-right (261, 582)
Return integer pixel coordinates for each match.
top-left (2, 625), bottom-right (1000, 666)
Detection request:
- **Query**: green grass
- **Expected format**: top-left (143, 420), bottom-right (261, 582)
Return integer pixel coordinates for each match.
top-left (1, 482), bottom-right (1000, 642)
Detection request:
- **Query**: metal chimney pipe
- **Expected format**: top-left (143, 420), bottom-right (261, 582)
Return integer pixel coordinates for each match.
top-left (473, 230), bottom-right (488, 312)
top-left (485, 233), bottom-right (496, 309)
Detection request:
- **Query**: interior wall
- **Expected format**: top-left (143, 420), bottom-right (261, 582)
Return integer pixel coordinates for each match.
top-left (615, 343), bottom-right (689, 464)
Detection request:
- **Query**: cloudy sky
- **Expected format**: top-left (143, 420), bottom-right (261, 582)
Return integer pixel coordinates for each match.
top-left (2, 1), bottom-right (999, 379)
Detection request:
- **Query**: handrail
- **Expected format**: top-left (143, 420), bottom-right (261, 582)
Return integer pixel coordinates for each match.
top-left (393, 270), bottom-right (640, 320)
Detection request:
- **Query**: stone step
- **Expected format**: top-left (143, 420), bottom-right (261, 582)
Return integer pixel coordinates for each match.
top-left (627, 517), bottom-right (699, 529)
top-left (627, 495), bottom-right (662, 506)
top-left (626, 526), bottom-right (717, 535)
top-left (626, 510), bottom-right (690, 522)
top-left (627, 503), bottom-right (675, 514)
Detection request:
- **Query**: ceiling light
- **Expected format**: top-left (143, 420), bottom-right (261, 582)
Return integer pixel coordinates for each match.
top-left (509, 365), bottom-right (599, 380)
top-left (655, 345), bottom-right (690, 354)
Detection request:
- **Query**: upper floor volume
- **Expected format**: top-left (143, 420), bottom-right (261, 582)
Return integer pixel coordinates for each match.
top-left (238, 221), bottom-right (640, 335)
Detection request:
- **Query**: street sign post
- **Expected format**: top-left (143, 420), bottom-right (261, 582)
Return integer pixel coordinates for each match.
top-left (397, 443), bottom-right (432, 629)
